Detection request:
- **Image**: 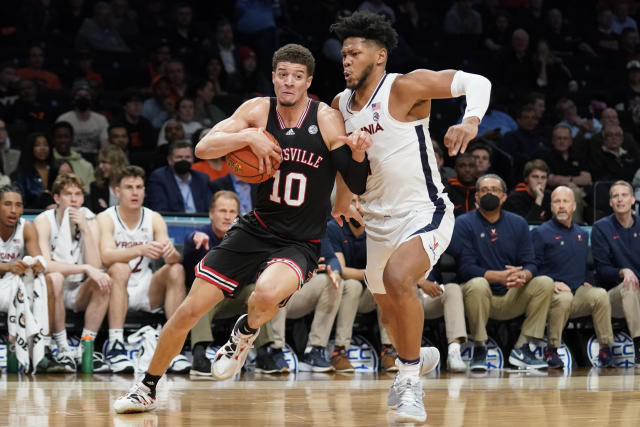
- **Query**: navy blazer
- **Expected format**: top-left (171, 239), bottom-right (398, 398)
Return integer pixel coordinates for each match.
top-left (147, 166), bottom-right (212, 213)
top-left (209, 174), bottom-right (259, 208)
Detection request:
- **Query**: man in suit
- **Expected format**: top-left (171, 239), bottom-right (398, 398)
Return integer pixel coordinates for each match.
top-left (147, 140), bottom-right (212, 213)
top-left (210, 171), bottom-right (257, 214)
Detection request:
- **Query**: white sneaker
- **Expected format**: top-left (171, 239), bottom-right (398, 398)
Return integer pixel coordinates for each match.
top-left (211, 314), bottom-right (259, 380)
top-left (113, 382), bottom-right (157, 414)
top-left (168, 354), bottom-right (192, 374)
top-left (447, 343), bottom-right (467, 372)
top-left (394, 377), bottom-right (426, 423)
top-left (106, 340), bottom-right (135, 373)
top-left (56, 349), bottom-right (77, 373)
top-left (388, 347), bottom-right (440, 409)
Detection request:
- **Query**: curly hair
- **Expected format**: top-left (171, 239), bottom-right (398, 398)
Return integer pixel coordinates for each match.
top-left (272, 43), bottom-right (315, 76)
top-left (329, 11), bottom-right (398, 51)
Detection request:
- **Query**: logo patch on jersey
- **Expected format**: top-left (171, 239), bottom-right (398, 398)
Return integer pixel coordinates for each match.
top-left (308, 124), bottom-right (318, 135)
top-left (371, 102), bottom-right (380, 111)
top-left (373, 111), bottom-right (379, 122)
top-left (286, 129), bottom-right (295, 136)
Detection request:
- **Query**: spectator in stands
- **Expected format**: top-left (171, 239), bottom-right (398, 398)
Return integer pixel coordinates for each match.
top-left (146, 39), bottom-right (172, 85)
top-left (97, 165), bottom-right (190, 373)
top-left (0, 62), bottom-right (19, 107)
top-left (157, 98), bottom-right (200, 146)
top-left (450, 174), bottom-right (554, 371)
top-left (611, 0), bottom-right (637, 35)
top-left (11, 132), bottom-right (54, 209)
top-left (147, 140), bottom-right (212, 213)
top-left (433, 141), bottom-right (455, 184)
top-left (592, 180), bottom-right (640, 365)
top-left (483, 9), bottom-right (512, 52)
top-left (17, 45), bottom-right (62, 91)
top-left (107, 124), bottom-right (129, 152)
top-left (614, 60), bottom-right (640, 118)
top-left (615, 28), bottom-right (640, 70)
top-left (446, 153), bottom-right (478, 216)
top-left (543, 8), bottom-right (591, 57)
top-left (533, 39), bottom-right (574, 93)
top-left (88, 145), bottom-right (129, 213)
top-left (545, 124), bottom-right (591, 223)
top-left (319, 195), bottom-right (396, 372)
top-left (556, 97), bottom-right (602, 141)
top-left (590, 124), bottom-right (640, 182)
top-left (72, 48), bottom-right (104, 91)
top-left (75, 1), bottom-right (130, 53)
top-left (593, 107), bottom-right (639, 156)
top-left (470, 142), bottom-right (494, 177)
top-left (225, 46), bottom-right (270, 98)
top-left (8, 78), bottom-right (56, 138)
top-left (443, 0), bottom-right (482, 35)
top-left (169, 2), bottom-right (207, 70)
top-left (166, 59), bottom-right (187, 98)
top-left (205, 56), bottom-right (229, 97)
top-left (56, 80), bottom-right (109, 161)
top-left (211, 18), bottom-right (239, 76)
top-left (587, 8), bottom-right (619, 61)
top-left (504, 159), bottom-right (552, 224)
top-left (115, 89), bottom-right (155, 153)
top-left (533, 186), bottom-right (615, 369)
top-left (494, 29), bottom-right (537, 100)
top-left (184, 191), bottom-right (282, 375)
top-left (192, 80), bottom-right (228, 128)
top-left (34, 173), bottom-right (112, 373)
top-left (111, 0), bottom-right (139, 46)
top-left (192, 128), bottom-right (230, 181)
top-left (142, 75), bottom-right (173, 130)
top-left (501, 104), bottom-right (549, 178)
top-left (0, 118), bottom-right (19, 176)
top-left (50, 121), bottom-right (94, 193)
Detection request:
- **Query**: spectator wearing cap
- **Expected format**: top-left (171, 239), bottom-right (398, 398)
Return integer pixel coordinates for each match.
top-left (55, 80), bottom-right (109, 162)
top-left (75, 1), bottom-right (130, 53)
top-left (17, 45), bottom-right (62, 91)
top-left (225, 46), bottom-right (270, 97)
top-left (142, 75), bottom-right (174, 129)
top-left (113, 88), bottom-right (155, 153)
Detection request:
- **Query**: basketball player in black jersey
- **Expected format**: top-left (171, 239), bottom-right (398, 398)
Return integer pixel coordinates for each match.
top-left (114, 44), bottom-right (372, 413)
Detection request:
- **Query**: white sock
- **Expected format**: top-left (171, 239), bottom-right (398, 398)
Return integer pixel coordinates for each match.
top-left (109, 329), bottom-right (124, 348)
top-left (397, 360), bottom-right (420, 380)
top-left (448, 342), bottom-right (461, 354)
top-left (53, 330), bottom-right (70, 352)
top-left (81, 329), bottom-right (97, 341)
top-left (44, 335), bottom-right (52, 349)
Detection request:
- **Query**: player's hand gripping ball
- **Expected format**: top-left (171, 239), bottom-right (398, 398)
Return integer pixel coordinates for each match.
top-left (226, 128), bottom-right (281, 183)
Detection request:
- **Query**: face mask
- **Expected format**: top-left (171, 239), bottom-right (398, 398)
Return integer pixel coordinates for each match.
top-left (173, 160), bottom-right (192, 175)
top-left (74, 97), bottom-right (91, 112)
top-left (349, 217), bottom-right (362, 228)
top-left (479, 193), bottom-right (500, 211)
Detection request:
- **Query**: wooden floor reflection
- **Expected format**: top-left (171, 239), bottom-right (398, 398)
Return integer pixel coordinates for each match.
top-left (2, 368), bottom-right (640, 426)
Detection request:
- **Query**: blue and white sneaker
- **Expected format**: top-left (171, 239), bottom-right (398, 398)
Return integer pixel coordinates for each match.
top-left (509, 344), bottom-right (548, 369)
top-left (299, 346), bottom-right (334, 372)
top-left (106, 340), bottom-right (135, 373)
top-left (387, 347), bottom-right (440, 409)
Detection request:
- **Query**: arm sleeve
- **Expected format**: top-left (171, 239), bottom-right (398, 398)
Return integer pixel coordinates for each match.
top-left (450, 70), bottom-right (492, 121)
top-left (330, 144), bottom-right (369, 195)
top-left (591, 223), bottom-right (621, 285)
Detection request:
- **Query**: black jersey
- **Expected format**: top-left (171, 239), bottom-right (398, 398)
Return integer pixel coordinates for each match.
top-left (255, 97), bottom-right (335, 241)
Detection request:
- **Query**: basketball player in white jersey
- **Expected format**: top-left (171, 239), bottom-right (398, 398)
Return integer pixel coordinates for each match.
top-left (97, 165), bottom-right (190, 373)
top-left (34, 174), bottom-right (112, 372)
top-left (330, 12), bottom-right (491, 423)
top-left (0, 186), bottom-right (45, 312)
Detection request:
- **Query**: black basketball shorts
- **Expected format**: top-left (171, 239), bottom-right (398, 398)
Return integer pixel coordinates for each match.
top-left (194, 212), bottom-right (320, 301)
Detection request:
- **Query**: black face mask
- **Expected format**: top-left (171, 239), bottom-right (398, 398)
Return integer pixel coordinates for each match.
top-left (173, 160), bottom-right (192, 175)
top-left (74, 97), bottom-right (91, 112)
top-left (479, 193), bottom-right (500, 211)
top-left (349, 217), bottom-right (362, 228)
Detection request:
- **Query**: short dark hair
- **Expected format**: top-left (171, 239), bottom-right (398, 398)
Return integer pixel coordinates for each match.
top-left (330, 11), bottom-right (399, 52)
top-left (51, 121), bottom-right (74, 137)
top-left (455, 152), bottom-right (476, 166)
top-left (117, 165), bottom-right (145, 185)
top-left (272, 44), bottom-right (315, 76)
top-left (469, 142), bottom-right (493, 156)
top-left (476, 174), bottom-right (507, 193)
top-left (0, 185), bottom-right (23, 202)
top-left (168, 140), bottom-right (192, 156)
top-left (523, 159), bottom-right (549, 178)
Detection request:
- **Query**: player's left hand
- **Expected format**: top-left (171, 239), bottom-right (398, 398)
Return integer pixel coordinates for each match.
top-left (338, 130), bottom-right (372, 162)
top-left (444, 117), bottom-right (479, 156)
top-left (161, 240), bottom-right (177, 260)
top-left (30, 259), bottom-right (46, 275)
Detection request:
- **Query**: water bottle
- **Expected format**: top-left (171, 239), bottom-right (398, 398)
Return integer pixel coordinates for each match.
top-left (81, 335), bottom-right (94, 374)
top-left (7, 343), bottom-right (18, 374)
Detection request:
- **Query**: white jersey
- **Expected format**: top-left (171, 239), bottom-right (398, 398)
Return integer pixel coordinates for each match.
top-left (337, 73), bottom-right (453, 237)
top-left (106, 206), bottom-right (154, 281)
top-left (0, 218), bottom-right (25, 263)
top-left (43, 207), bottom-right (95, 265)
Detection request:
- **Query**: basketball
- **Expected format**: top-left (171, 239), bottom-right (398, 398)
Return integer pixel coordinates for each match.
top-left (225, 128), bottom-right (281, 183)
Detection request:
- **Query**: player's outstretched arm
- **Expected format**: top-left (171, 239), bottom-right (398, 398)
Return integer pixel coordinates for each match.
top-left (195, 97), bottom-right (281, 170)
top-left (396, 69), bottom-right (491, 156)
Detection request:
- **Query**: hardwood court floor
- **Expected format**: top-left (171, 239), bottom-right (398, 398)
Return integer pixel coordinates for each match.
top-left (1, 369), bottom-right (639, 426)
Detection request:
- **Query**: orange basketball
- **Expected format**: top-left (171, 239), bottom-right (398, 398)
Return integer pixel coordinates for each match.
top-left (225, 128), bottom-right (281, 183)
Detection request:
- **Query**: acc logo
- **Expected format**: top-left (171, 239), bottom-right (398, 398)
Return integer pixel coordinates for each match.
top-left (308, 125), bottom-right (318, 135)
top-left (530, 338), bottom-right (572, 371)
top-left (461, 336), bottom-right (503, 369)
top-left (587, 331), bottom-right (634, 368)
top-left (326, 335), bottom-right (378, 373)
